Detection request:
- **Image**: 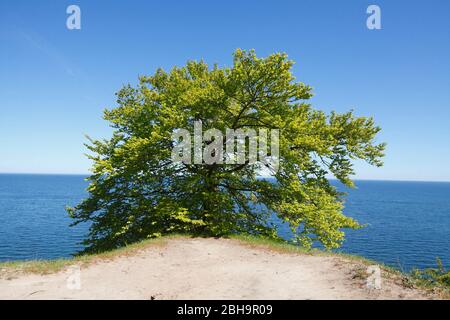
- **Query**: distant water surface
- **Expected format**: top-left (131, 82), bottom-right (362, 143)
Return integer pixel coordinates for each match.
top-left (338, 180), bottom-right (450, 271)
top-left (0, 174), bottom-right (89, 261)
top-left (0, 174), bottom-right (449, 271)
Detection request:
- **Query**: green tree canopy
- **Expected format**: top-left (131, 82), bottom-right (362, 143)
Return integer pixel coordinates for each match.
top-left (69, 49), bottom-right (385, 253)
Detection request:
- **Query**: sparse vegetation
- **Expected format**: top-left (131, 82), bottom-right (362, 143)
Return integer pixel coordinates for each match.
top-left (411, 258), bottom-right (450, 289)
top-left (0, 235), bottom-right (175, 277)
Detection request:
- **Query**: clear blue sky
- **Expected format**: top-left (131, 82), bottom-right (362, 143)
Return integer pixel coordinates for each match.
top-left (1, 0), bottom-right (449, 181)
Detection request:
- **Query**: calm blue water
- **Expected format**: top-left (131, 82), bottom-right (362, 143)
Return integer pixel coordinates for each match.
top-left (274, 180), bottom-right (450, 271)
top-left (0, 174), bottom-right (449, 271)
top-left (0, 174), bottom-right (89, 261)
top-left (338, 180), bottom-right (450, 271)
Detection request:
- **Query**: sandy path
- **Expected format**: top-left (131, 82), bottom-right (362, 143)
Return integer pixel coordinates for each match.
top-left (0, 238), bottom-right (432, 300)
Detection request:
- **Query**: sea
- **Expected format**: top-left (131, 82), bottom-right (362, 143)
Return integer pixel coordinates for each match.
top-left (0, 174), bottom-right (449, 271)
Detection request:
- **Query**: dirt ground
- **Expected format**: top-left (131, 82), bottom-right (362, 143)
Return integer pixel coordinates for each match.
top-left (0, 237), bottom-right (437, 300)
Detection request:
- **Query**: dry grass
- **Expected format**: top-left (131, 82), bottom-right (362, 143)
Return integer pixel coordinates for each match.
top-left (0, 235), bottom-right (180, 278)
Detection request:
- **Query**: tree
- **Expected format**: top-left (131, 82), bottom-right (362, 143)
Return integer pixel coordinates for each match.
top-left (68, 49), bottom-right (385, 253)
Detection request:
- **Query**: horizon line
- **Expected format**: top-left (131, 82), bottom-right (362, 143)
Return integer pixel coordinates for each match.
top-left (0, 172), bottom-right (450, 183)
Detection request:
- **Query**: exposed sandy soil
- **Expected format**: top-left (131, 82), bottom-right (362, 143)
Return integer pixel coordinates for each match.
top-left (0, 237), bottom-right (438, 300)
